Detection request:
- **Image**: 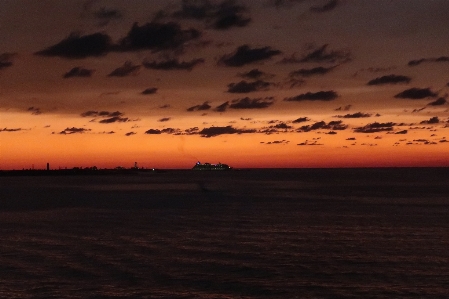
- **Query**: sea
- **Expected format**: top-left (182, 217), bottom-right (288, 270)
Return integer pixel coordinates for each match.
top-left (0, 168), bottom-right (448, 298)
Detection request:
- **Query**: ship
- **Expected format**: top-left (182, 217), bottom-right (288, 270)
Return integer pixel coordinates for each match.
top-left (192, 161), bottom-right (232, 170)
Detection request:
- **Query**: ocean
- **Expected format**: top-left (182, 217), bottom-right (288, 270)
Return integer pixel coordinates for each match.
top-left (1, 168), bottom-right (448, 298)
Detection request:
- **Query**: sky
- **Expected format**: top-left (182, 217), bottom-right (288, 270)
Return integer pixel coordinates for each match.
top-left (1, 0), bottom-right (449, 169)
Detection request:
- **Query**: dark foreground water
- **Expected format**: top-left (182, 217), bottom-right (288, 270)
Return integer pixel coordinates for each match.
top-left (1, 168), bottom-right (449, 298)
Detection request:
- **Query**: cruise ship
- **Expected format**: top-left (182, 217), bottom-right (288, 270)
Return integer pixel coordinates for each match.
top-left (192, 161), bottom-right (232, 170)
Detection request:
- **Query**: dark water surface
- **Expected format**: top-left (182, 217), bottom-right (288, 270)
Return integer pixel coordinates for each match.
top-left (1, 168), bottom-right (449, 298)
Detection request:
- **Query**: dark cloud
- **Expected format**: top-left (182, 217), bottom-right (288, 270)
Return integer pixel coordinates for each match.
top-left (141, 87), bottom-right (158, 95)
top-left (213, 0), bottom-right (251, 30)
top-left (93, 7), bottom-right (123, 23)
top-left (280, 44), bottom-right (350, 64)
top-left (199, 125), bottom-right (256, 137)
top-left (292, 117), bottom-right (309, 123)
top-left (99, 131), bottom-right (115, 134)
top-left (394, 88), bottom-right (438, 99)
top-left (173, 0), bottom-right (251, 30)
top-left (0, 53), bottom-right (16, 69)
top-left (335, 104), bottom-right (352, 111)
top-left (238, 68), bottom-right (274, 79)
top-left (144, 129), bottom-right (162, 134)
top-left (271, 122), bottom-right (291, 129)
top-left (354, 122), bottom-right (395, 133)
top-left (218, 45), bottom-right (281, 67)
top-left (187, 102), bottom-right (211, 111)
top-left (99, 116), bottom-right (129, 123)
top-left (142, 58), bottom-right (204, 70)
top-left (261, 140), bottom-right (289, 145)
top-left (334, 112), bottom-right (372, 118)
top-left (289, 66), bottom-right (336, 77)
top-left (268, 0), bottom-right (305, 8)
top-left (227, 80), bottom-right (273, 93)
top-left (408, 56), bottom-right (449, 66)
top-left (35, 32), bottom-right (112, 59)
top-left (59, 127), bottom-right (91, 134)
top-left (310, 0), bottom-right (339, 13)
top-left (427, 98), bottom-right (446, 106)
top-left (215, 101), bottom-right (229, 112)
top-left (117, 22), bottom-right (201, 52)
top-left (367, 74), bottom-right (411, 85)
top-left (297, 140), bottom-right (324, 146)
top-left (125, 132), bottom-right (136, 136)
top-left (158, 117), bottom-right (171, 122)
top-left (27, 107), bottom-right (42, 115)
top-left (0, 127), bottom-right (23, 132)
top-left (107, 61), bottom-right (140, 77)
top-left (185, 127), bottom-right (200, 134)
top-left (63, 67), bottom-right (94, 78)
top-left (420, 116), bottom-right (439, 124)
top-left (81, 111), bottom-right (124, 117)
top-left (284, 90), bottom-right (338, 102)
top-left (299, 120), bottom-right (347, 132)
top-left (229, 97), bottom-right (275, 109)
top-left (161, 128), bottom-right (182, 134)
top-left (395, 130), bottom-right (408, 134)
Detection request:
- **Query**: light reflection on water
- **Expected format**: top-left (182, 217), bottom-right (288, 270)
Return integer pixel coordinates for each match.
top-left (0, 169), bottom-right (448, 298)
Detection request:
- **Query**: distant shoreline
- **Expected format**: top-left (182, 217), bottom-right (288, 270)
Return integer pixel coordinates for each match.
top-left (0, 166), bottom-right (447, 177)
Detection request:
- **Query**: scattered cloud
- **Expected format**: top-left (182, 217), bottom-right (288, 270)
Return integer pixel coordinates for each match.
top-left (408, 56), bottom-right (449, 66)
top-left (93, 7), bottom-right (123, 26)
top-left (284, 90), bottom-right (338, 101)
top-left (35, 32), bottom-right (112, 59)
top-left (299, 120), bottom-right (347, 132)
top-left (99, 116), bottom-right (129, 123)
top-left (158, 117), bottom-right (171, 122)
top-left (238, 68), bottom-right (274, 80)
top-left (63, 67), bottom-right (94, 78)
top-left (420, 116), bottom-right (439, 124)
top-left (187, 102), bottom-right (212, 111)
top-left (427, 98), bottom-right (446, 106)
top-left (297, 140), bottom-right (324, 146)
top-left (218, 45), bottom-right (281, 67)
top-left (144, 129), bottom-right (162, 134)
top-left (107, 61), bottom-right (140, 77)
top-left (141, 87), bottom-right (158, 95)
top-left (59, 127), bottom-right (91, 134)
top-left (280, 44), bottom-right (350, 64)
top-left (0, 53), bottom-right (16, 69)
top-left (335, 104), bottom-right (352, 111)
top-left (367, 74), bottom-right (411, 85)
top-left (142, 58), bottom-right (204, 70)
top-left (354, 122), bottom-right (395, 133)
top-left (27, 107), bottom-right (42, 115)
top-left (199, 125), bottom-right (256, 137)
top-left (0, 127), bottom-right (23, 132)
top-left (125, 131), bottom-right (136, 136)
top-left (310, 0), bottom-right (339, 13)
top-left (227, 80), bottom-right (273, 93)
top-left (117, 22), bottom-right (201, 52)
top-left (261, 140), bottom-right (289, 145)
top-left (35, 22), bottom-right (200, 59)
top-left (215, 101), bottom-right (229, 112)
top-left (81, 111), bottom-right (124, 118)
top-left (334, 112), bottom-right (372, 118)
top-left (172, 0), bottom-right (251, 30)
top-left (215, 97), bottom-right (275, 111)
top-left (292, 117), bottom-right (309, 123)
top-left (395, 130), bottom-right (408, 134)
top-left (289, 66), bottom-right (336, 77)
top-left (394, 87), bottom-right (438, 99)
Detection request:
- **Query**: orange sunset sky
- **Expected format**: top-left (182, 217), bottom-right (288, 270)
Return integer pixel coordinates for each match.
top-left (1, 0), bottom-right (448, 169)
